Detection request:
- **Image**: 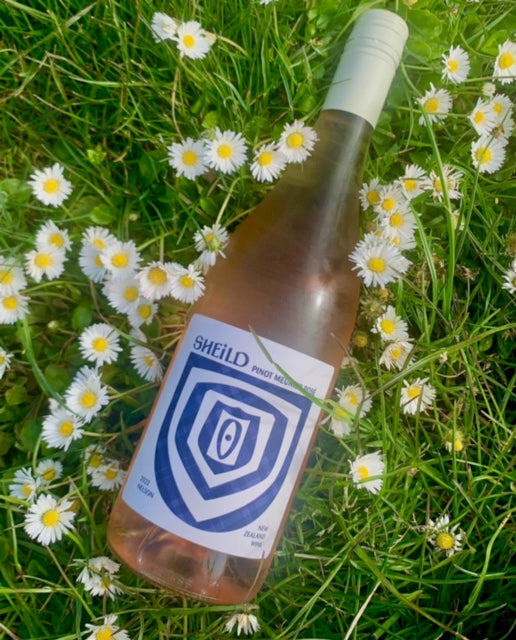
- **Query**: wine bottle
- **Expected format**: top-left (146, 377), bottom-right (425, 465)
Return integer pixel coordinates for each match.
top-left (107, 9), bottom-right (408, 604)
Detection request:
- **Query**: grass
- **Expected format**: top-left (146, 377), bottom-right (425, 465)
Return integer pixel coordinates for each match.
top-left (0, 0), bottom-right (515, 639)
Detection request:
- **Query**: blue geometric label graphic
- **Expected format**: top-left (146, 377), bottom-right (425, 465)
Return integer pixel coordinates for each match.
top-left (154, 352), bottom-right (312, 532)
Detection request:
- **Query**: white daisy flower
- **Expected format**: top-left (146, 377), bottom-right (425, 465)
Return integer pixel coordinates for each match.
top-left (250, 143), bottom-right (287, 182)
top-left (482, 82), bottom-right (497, 97)
top-left (35, 459), bottom-right (63, 484)
top-left (79, 226), bottom-right (117, 283)
top-left (24, 493), bottom-right (76, 545)
top-left (0, 257), bottom-right (27, 295)
top-left (205, 128), bottom-right (248, 174)
top-left (76, 556), bottom-right (123, 600)
top-left (175, 20), bottom-right (212, 60)
top-left (278, 119), bottom-right (318, 163)
top-left (83, 444), bottom-right (108, 476)
top-left (85, 615), bottom-right (130, 640)
top-left (150, 11), bottom-right (178, 42)
top-left (471, 135), bottom-right (507, 174)
top-left (468, 97), bottom-right (498, 136)
top-left (127, 299), bottom-right (158, 328)
top-left (489, 93), bottom-right (513, 124)
top-left (427, 513), bottom-right (464, 557)
top-left (417, 83), bottom-right (453, 125)
top-left (100, 239), bottom-right (141, 279)
top-left (137, 261), bottom-right (177, 301)
top-left (374, 184), bottom-right (406, 217)
top-left (443, 428), bottom-right (466, 454)
top-left (225, 612), bottom-right (261, 636)
top-left (35, 221), bottom-right (72, 252)
top-left (103, 274), bottom-right (142, 314)
top-left (25, 246), bottom-right (66, 282)
top-left (492, 113), bottom-right (514, 141)
top-left (349, 232), bottom-right (411, 288)
top-left (8, 468), bottom-right (40, 502)
top-left (28, 163), bottom-right (73, 207)
top-left (379, 340), bottom-right (414, 371)
top-left (337, 384), bottom-right (372, 418)
top-left (400, 377), bottom-right (436, 415)
top-left (130, 344), bottom-right (163, 382)
top-left (377, 202), bottom-right (417, 244)
top-left (359, 177), bottom-right (382, 210)
top-left (167, 137), bottom-right (208, 179)
top-left (0, 291), bottom-right (30, 324)
top-left (41, 407), bottom-right (85, 451)
top-left (397, 164), bottom-right (428, 200)
top-left (90, 460), bottom-right (126, 491)
top-left (373, 305), bottom-right (410, 342)
top-left (441, 45), bottom-right (470, 84)
top-left (501, 266), bottom-right (516, 293)
top-left (170, 263), bottom-right (205, 303)
top-left (0, 345), bottom-right (13, 379)
top-left (429, 165), bottom-right (463, 202)
top-left (79, 323), bottom-right (122, 366)
top-left (350, 450), bottom-right (384, 494)
top-left (64, 366), bottom-right (109, 423)
top-left (329, 405), bottom-right (352, 437)
top-left (194, 224), bottom-right (230, 268)
top-left (493, 40), bottom-right (516, 84)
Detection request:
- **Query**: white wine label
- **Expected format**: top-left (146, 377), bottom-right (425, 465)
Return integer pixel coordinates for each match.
top-left (122, 314), bottom-right (334, 559)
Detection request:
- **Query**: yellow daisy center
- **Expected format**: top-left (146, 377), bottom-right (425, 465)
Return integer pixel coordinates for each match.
top-left (111, 253), bottom-right (128, 268)
top-left (43, 178), bottom-right (60, 194)
top-left (407, 385), bottom-right (421, 399)
top-left (352, 332), bottom-right (368, 348)
top-left (381, 197), bottom-right (396, 211)
top-left (138, 304), bottom-right (152, 319)
top-left (498, 52), bottom-right (514, 70)
top-left (104, 467), bottom-right (118, 480)
top-left (42, 509), bottom-right (60, 527)
top-left (124, 286), bottom-right (139, 302)
top-left (424, 97), bottom-right (440, 114)
top-left (88, 452), bottom-right (103, 469)
top-left (447, 59), bottom-right (459, 72)
top-left (94, 254), bottom-right (104, 268)
top-left (92, 337), bottom-right (109, 352)
top-left (258, 151), bottom-right (273, 167)
top-left (0, 269), bottom-right (14, 285)
top-left (404, 178), bottom-right (417, 192)
top-left (492, 102), bottom-right (503, 115)
top-left (390, 212), bottom-right (403, 227)
top-left (3, 296), bottom-right (18, 310)
top-left (50, 233), bottom-right (64, 248)
top-left (475, 147), bottom-right (492, 165)
top-left (144, 354), bottom-right (156, 367)
top-left (435, 531), bottom-right (455, 550)
top-left (180, 274), bottom-right (195, 288)
top-left (380, 318), bottom-right (396, 334)
top-left (368, 257), bottom-right (386, 273)
top-left (433, 177), bottom-right (443, 193)
top-left (59, 420), bottom-right (75, 437)
top-left (286, 132), bottom-right (304, 149)
top-left (35, 253), bottom-right (53, 268)
top-left (148, 266), bottom-right (167, 285)
top-left (80, 391), bottom-right (98, 409)
top-left (22, 483), bottom-right (33, 498)
top-left (356, 465), bottom-right (369, 480)
top-left (473, 110), bottom-right (485, 124)
top-left (183, 34), bottom-right (196, 48)
top-left (0, 355), bottom-right (4, 365)
top-left (334, 407), bottom-right (348, 420)
top-left (41, 468), bottom-right (56, 482)
top-left (96, 629), bottom-right (113, 640)
top-left (346, 392), bottom-right (359, 406)
top-left (217, 144), bottom-right (233, 159)
top-left (390, 345), bottom-right (403, 359)
top-left (366, 190), bottom-right (380, 205)
top-left (182, 150), bottom-right (198, 166)
top-left (93, 238), bottom-right (106, 250)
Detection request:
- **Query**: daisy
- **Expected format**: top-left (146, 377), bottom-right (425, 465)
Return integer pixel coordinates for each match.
top-left (441, 45), bottom-right (470, 84)
top-left (471, 135), bottom-right (507, 174)
top-left (91, 460), bottom-right (126, 491)
top-left (35, 459), bottom-right (63, 485)
top-left (35, 221), bottom-right (72, 252)
top-left (0, 291), bottom-right (30, 324)
top-left (443, 428), bottom-right (466, 453)
top-left (64, 366), bottom-right (110, 423)
top-left (127, 299), bottom-right (158, 328)
top-left (150, 11), bottom-right (177, 42)
top-left (349, 233), bottom-right (411, 288)
top-left (41, 407), bottom-right (85, 451)
top-left (427, 513), bottom-right (464, 557)
top-left (175, 20), bottom-right (212, 60)
top-left (79, 226), bottom-right (116, 282)
top-left (468, 97), bottom-right (497, 136)
top-left (225, 612), bottom-right (261, 636)
top-left (493, 40), bottom-right (516, 84)
top-left (100, 239), bottom-right (141, 279)
top-left (492, 113), bottom-right (514, 141)
top-left (194, 224), bottom-right (230, 268)
top-left (0, 257), bottom-right (27, 295)
top-left (501, 266), bottom-right (516, 293)
top-left (397, 164), bottom-right (428, 200)
top-left (0, 345), bottom-right (13, 379)
top-left (103, 274), bottom-right (142, 314)
top-left (205, 128), bottom-right (248, 174)
top-left (28, 162), bottom-right (73, 207)
top-left (85, 615), bottom-right (130, 640)
top-left (83, 444), bottom-right (108, 476)
top-left (137, 261), bottom-right (177, 301)
top-left (373, 305), bottom-right (410, 342)
top-left (373, 184), bottom-right (406, 217)
top-left (417, 83), bottom-right (453, 125)
top-left (25, 246), bottom-right (66, 282)
top-left (79, 323), bottom-right (122, 366)
top-left (130, 344), bottom-right (163, 382)
top-left (278, 119), bottom-right (318, 163)
top-left (400, 377), bottom-right (436, 415)
top-left (482, 82), bottom-right (497, 97)
top-left (377, 203), bottom-right (417, 246)
top-left (76, 556), bottom-right (123, 600)
top-left (329, 405), bottom-right (352, 437)
top-left (170, 263), bottom-right (205, 303)
top-left (359, 177), bottom-right (382, 210)
top-left (24, 493), bottom-right (76, 545)
top-left (428, 165), bottom-right (463, 202)
top-left (167, 137), bottom-right (208, 179)
top-left (337, 384), bottom-right (372, 418)
top-left (8, 467), bottom-right (40, 502)
top-left (349, 450), bottom-right (384, 495)
top-left (250, 143), bottom-right (287, 182)
top-left (489, 93), bottom-right (513, 124)
top-left (379, 340), bottom-right (413, 371)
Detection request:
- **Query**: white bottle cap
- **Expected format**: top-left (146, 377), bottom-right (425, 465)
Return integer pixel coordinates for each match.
top-left (322, 9), bottom-right (409, 127)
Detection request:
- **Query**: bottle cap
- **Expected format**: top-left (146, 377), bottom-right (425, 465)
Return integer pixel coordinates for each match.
top-left (322, 9), bottom-right (409, 127)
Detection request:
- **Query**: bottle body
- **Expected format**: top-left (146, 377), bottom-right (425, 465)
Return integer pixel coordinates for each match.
top-left (108, 111), bottom-right (371, 603)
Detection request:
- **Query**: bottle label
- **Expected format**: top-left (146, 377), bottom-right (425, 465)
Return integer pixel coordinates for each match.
top-left (122, 314), bottom-right (334, 559)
